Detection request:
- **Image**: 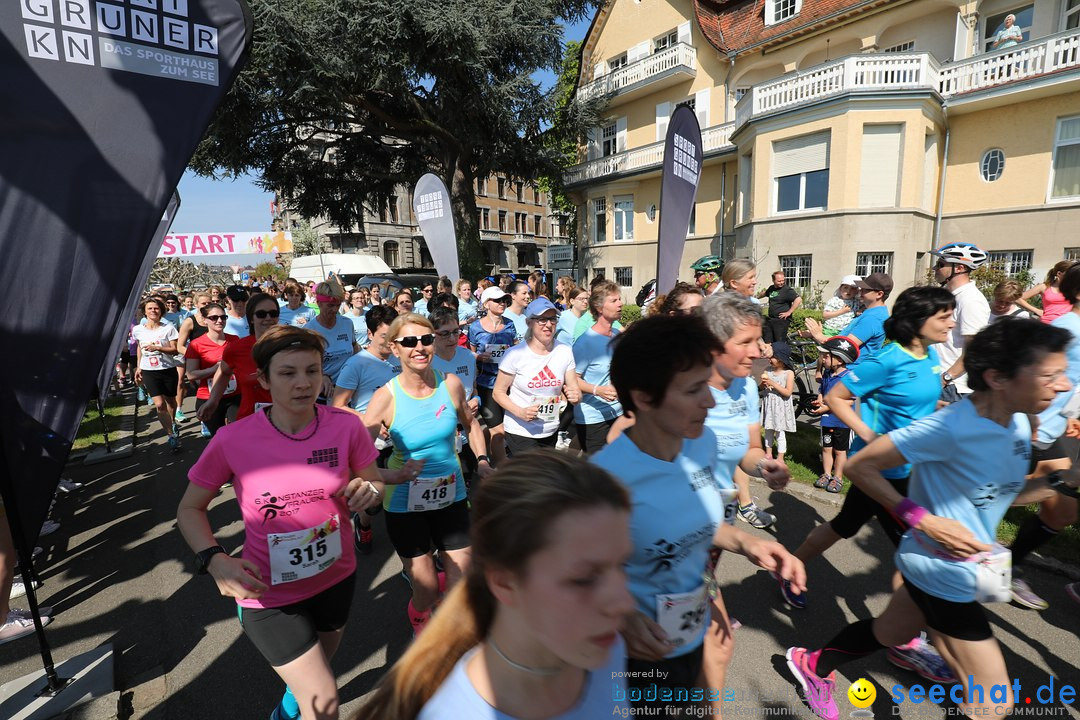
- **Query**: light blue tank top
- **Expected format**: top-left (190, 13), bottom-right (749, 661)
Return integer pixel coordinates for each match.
top-left (385, 371), bottom-right (465, 512)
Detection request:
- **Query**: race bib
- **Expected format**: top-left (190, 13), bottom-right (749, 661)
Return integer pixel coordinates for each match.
top-left (974, 544), bottom-right (1012, 603)
top-left (719, 487), bottom-right (739, 527)
top-left (407, 473), bottom-right (457, 512)
top-left (148, 354), bottom-right (160, 368)
top-left (656, 585), bottom-right (708, 651)
top-left (484, 344), bottom-right (509, 361)
top-left (267, 515), bottom-right (343, 585)
top-left (209, 374), bottom-right (237, 395)
top-left (535, 395), bottom-right (561, 423)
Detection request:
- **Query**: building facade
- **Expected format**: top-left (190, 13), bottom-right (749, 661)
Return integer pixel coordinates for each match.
top-left (567, 0), bottom-right (1080, 301)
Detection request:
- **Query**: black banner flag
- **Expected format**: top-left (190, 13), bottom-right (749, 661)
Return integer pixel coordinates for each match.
top-left (656, 104), bottom-right (703, 296)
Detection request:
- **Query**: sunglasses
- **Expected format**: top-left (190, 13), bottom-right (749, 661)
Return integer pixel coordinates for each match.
top-left (205, 314), bottom-right (227, 322)
top-left (422, 288), bottom-right (433, 294)
top-left (395, 334), bottom-right (435, 348)
top-left (435, 328), bottom-right (462, 338)
top-left (254, 309), bottom-right (281, 319)
top-left (531, 316), bottom-right (558, 325)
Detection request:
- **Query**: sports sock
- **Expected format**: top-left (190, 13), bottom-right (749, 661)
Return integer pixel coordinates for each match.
top-left (1010, 517), bottom-right (1058, 566)
top-left (813, 619), bottom-right (886, 677)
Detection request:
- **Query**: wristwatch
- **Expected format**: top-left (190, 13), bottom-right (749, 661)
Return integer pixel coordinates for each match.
top-left (476, 454), bottom-right (491, 464)
top-left (195, 545), bottom-right (226, 574)
top-left (942, 371), bottom-right (954, 384)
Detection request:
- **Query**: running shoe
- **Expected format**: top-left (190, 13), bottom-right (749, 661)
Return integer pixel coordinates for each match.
top-left (0, 614), bottom-right (51, 645)
top-left (826, 476), bottom-right (843, 494)
top-left (772, 571), bottom-right (806, 609)
top-left (814, 474), bottom-right (829, 489)
top-left (556, 431), bottom-right (572, 450)
top-left (200, 423), bottom-right (212, 438)
top-left (268, 700), bottom-right (299, 720)
top-left (56, 478), bottom-right (83, 493)
top-left (40, 519), bottom-right (61, 536)
top-left (174, 409), bottom-right (187, 423)
top-left (9, 579), bottom-right (40, 600)
top-left (355, 526), bottom-right (373, 556)
top-left (168, 435), bottom-right (182, 454)
top-left (737, 501), bottom-right (775, 529)
top-left (785, 647), bottom-right (838, 720)
top-left (1010, 577), bottom-right (1048, 610)
top-left (1066, 582), bottom-right (1080, 606)
top-left (887, 632), bottom-right (957, 684)
top-left (137, 387), bottom-right (146, 402)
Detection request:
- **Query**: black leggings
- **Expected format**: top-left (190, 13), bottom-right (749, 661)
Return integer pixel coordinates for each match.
top-left (828, 475), bottom-right (910, 547)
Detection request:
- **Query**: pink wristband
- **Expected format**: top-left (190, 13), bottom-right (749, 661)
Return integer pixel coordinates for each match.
top-left (894, 498), bottom-right (928, 528)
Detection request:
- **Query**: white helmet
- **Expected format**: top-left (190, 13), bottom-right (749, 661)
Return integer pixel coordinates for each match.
top-left (932, 242), bottom-right (988, 269)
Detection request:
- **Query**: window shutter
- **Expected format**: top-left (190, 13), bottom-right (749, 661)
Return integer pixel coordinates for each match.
top-left (773, 132), bottom-right (829, 177)
top-left (859, 124), bottom-right (902, 208)
top-left (695, 88), bottom-right (710, 129)
top-left (594, 62), bottom-right (606, 80)
top-left (628, 41), bottom-right (650, 64)
top-left (677, 21), bottom-right (691, 45)
top-left (656, 102), bottom-right (671, 142)
top-left (616, 117), bottom-right (627, 153)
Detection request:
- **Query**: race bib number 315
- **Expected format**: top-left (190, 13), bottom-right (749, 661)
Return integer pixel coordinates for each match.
top-left (268, 515), bottom-right (343, 585)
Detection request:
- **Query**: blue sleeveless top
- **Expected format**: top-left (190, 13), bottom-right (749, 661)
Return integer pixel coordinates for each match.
top-left (385, 371), bottom-right (465, 512)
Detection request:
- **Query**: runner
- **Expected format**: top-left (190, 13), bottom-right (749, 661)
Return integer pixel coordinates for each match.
top-left (573, 280), bottom-right (623, 454)
top-left (783, 319), bottom-right (1074, 720)
top-left (467, 286), bottom-right (519, 468)
top-left (502, 281), bottom-right (531, 337)
top-left (183, 302), bottom-right (240, 436)
top-left (176, 291), bottom-right (212, 432)
top-left (343, 290), bottom-right (369, 348)
top-left (456, 279), bottom-right (478, 325)
top-left (592, 315), bottom-right (804, 713)
top-left (555, 286), bottom-right (588, 344)
top-left (429, 307), bottom-right (482, 475)
top-left (280, 281), bottom-right (317, 327)
top-left (413, 280), bottom-right (434, 317)
top-left (364, 313), bottom-right (492, 635)
top-left (352, 453), bottom-right (633, 720)
top-left (932, 242), bottom-right (991, 399)
top-left (393, 290), bottom-right (414, 314)
top-left (308, 281), bottom-right (360, 391)
top-left (133, 297), bottom-right (182, 452)
top-left (223, 285), bottom-right (251, 338)
top-left (647, 282), bottom-right (704, 317)
top-left (178, 325), bottom-right (387, 720)
top-left (494, 298), bottom-right (581, 454)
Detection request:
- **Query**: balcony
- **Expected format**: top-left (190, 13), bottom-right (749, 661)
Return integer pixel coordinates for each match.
top-left (480, 230), bottom-right (502, 242)
top-left (938, 28), bottom-right (1080, 96)
top-left (563, 122), bottom-right (736, 188)
top-left (579, 43), bottom-right (697, 106)
top-left (512, 233), bottom-right (537, 245)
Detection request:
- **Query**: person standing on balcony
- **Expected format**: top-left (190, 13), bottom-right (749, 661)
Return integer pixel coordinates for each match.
top-left (992, 13), bottom-right (1023, 50)
top-left (759, 271), bottom-right (802, 345)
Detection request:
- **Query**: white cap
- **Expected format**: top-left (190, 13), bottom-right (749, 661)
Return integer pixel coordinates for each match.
top-left (839, 274), bottom-right (862, 288)
top-left (480, 286), bottom-right (510, 304)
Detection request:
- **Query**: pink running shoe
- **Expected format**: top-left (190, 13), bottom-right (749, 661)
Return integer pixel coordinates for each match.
top-left (785, 647), bottom-right (839, 720)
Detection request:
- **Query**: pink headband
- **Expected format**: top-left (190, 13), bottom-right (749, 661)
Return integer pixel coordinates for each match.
top-left (316, 293), bottom-right (337, 303)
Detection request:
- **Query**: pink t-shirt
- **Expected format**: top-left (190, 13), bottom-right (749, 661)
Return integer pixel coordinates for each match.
top-left (1041, 286), bottom-right (1071, 325)
top-left (189, 405), bottom-right (378, 608)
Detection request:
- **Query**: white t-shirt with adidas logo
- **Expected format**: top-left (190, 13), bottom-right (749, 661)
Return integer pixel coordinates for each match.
top-left (497, 342), bottom-right (576, 438)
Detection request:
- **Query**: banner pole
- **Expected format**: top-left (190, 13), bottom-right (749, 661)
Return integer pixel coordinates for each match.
top-left (96, 397), bottom-right (112, 454)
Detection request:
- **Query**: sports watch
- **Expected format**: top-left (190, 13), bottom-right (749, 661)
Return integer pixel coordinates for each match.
top-left (195, 545), bottom-right (226, 574)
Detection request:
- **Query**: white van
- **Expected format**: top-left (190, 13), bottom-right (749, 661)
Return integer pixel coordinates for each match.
top-left (288, 253), bottom-right (392, 285)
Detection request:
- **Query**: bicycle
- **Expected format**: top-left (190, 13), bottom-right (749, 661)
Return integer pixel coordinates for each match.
top-left (786, 336), bottom-right (821, 419)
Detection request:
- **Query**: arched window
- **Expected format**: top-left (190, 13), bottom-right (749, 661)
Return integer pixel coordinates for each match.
top-left (383, 241), bottom-right (399, 267)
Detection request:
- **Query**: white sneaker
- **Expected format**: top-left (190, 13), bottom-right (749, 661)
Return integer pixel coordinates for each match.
top-left (556, 431), bottom-right (572, 450)
top-left (9, 578), bottom-right (41, 600)
top-left (56, 478), bottom-right (83, 493)
top-left (40, 519), bottom-right (61, 536)
top-left (8, 606), bottom-right (53, 619)
top-left (0, 614), bottom-right (52, 645)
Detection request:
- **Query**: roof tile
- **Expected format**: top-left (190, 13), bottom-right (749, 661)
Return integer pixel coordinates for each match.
top-left (694, 0), bottom-right (888, 55)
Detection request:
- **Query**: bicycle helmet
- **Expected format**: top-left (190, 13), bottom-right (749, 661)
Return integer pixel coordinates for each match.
top-left (931, 242), bottom-right (988, 269)
top-left (690, 254), bottom-right (724, 274)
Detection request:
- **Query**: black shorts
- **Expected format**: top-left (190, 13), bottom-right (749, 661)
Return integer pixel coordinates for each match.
top-left (195, 395), bottom-right (241, 435)
top-left (626, 644), bottom-right (705, 708)
top-left (141, 368), bottom-right (179, 398)
top-left (239, 572), bottom-right (356, 667)
top-left (505, 431), bottom-right (557, 456)
top-left (829, 475), bottom-right (909, 546)
top-left (476, 386), bottom-right (505, 429)
top-left (902, 575), bottom-right (993, 642)
top-left (577, 420), bottom-right (613, 455)
top-left (1032, 435), bottom-right (1080, 464)
top-left (384, 499), bottom-right (471, 558)
top-left (821, 426), bottom-right (850, 452)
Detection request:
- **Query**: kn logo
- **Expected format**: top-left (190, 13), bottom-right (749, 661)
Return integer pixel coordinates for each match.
top-left (526, 366), bottom-right (562, 390)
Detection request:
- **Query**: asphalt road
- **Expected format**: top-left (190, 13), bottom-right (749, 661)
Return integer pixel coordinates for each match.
top-left (2, 398), bottom-right (1078, 720)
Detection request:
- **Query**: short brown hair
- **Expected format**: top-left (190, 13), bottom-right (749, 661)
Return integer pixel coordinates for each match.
top-left (992, 280), bottom-right (1023, 303)
top-left (588, 280), bottom-right (621, 318)
top-left (252, 325), bottom-right (326, 376)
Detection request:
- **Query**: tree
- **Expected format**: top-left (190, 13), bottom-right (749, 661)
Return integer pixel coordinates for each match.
top-left (290, 219), bottom-right (329, 257)
top-left (254, 261), bottom-right (288, 282)
top-left (147, 258), bottom-right (231, 290)
top-left (190, 0), bottom-right (605, 278)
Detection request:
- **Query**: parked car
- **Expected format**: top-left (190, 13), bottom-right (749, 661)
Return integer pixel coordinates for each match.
top-left (354, 273), bottom-right (439, 299)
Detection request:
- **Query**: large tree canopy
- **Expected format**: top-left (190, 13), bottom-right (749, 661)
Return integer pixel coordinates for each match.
top-left (191, 0), bottom-right (603, 275)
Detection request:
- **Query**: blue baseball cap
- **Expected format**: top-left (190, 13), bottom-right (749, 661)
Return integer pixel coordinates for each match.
top-left (525, 297), bottom-right (559, 319)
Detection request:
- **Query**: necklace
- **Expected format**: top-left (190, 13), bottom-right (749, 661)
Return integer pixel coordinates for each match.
top-left (266, 407), bottom-right (320, 442)
top-left (488, 638), bottom-right (564, 676)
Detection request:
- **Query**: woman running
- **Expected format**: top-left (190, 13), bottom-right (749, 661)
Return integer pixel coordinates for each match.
top-left (647, 282), bottom-right (704, 317)
top-left (573, 280), bottom-right (624, 453)
top-left (494, 298), bottom-right (581, 454)
top-left (280, 281), bottom-right (317, 328)
top-left (309, 281), bottom-right (360, 392)
top-left (555, 285), bottom-right (588, 345)
top-left (133, 297), bottom-right (182, 452)
top-left (176, 291), bottom-right (212, 432)
top-left (178, 326), bottom-right (387, 720)
top-left (352, 453), bottom-right (634, 720)
top-left (592, 315), bottom-right (804, 713)
top-left (429, 307), bottom-right (482, 471)
top-left (183, 302), bottom-right (240, 436)
top-left (467, 286), bottom-right (519, 467)
top-left (784, 319), bottom-right (1073, 720)
top-left (364, 313), bottom-right (492, 635)
top-left (343, 289), bottom-right (369, 348)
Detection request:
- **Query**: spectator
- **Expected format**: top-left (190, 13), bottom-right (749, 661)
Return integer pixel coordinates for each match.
top-left (821, 275), bottom-right (861, 336)
top-left (804, 273), bottom-right (892, 358)
top-left (759, 271), bottom-right (802, 344)
top-left (1020, 260), bottom-right (1075, 323)
top-left (990, 280), bottom-right (1032, 323)
top-left (992, 13), bottom-right (1023, 50)
top-left (721, 258), bottom-right (759, 300)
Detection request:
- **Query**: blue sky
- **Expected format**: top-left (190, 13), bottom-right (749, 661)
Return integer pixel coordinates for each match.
top-left (172, 15), bottom-right (593, 237)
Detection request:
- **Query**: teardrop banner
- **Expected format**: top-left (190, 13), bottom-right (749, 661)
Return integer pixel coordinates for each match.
top-left (656, 104), bottom-right (704, 296)
top-left (414, 173), bottom-right (460, 283)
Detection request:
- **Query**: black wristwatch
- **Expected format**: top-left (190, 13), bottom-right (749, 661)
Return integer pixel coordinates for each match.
top-left (195, 545), bottom-right (226, 574)
top-left (942, 371), bottom-right (954, 384)
top-left (476, 454), bottom-right (491, 464)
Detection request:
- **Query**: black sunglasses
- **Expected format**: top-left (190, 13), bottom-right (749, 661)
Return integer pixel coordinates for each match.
top-left (395, 334), bottom-right (435, 348)
top-left (205, 314), bottom-right (227, 322)
top-left (254, 309), bottom-right (281, 319)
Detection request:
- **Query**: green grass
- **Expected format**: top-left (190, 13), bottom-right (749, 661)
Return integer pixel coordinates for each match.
top-left (73, 395), bottom-right (129, 451)
top-left (771, 422), bottom-right (1080, 564)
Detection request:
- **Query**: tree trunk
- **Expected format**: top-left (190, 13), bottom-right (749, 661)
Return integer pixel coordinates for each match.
top-left (447, 162), bottom-right (484, 280)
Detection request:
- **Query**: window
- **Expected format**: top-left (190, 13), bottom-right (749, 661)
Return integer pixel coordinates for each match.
top-left (476, 177), bottom-right (487, 196)
top-left (498, 210), bottom-right (507, 233)
top-left (554, 215), bottom-right (569, 238)
top-left (592, 198), bottom-right (607, 244)
top-left (383, 241), bottom-right (399, 267)
top-left (533, 186), bottom-right (541, 205)
top-left (983, 6), bottom-right (1033, 52)
top-left (479, 207), bottom-right (490, 230)
top-left (516, 182), bottom-right (524, 203)
top-left (535, 215), bottom-right (543, 236)
top-left (765, 0), bottom-right (801, 26)
top-left (779, 255), bottom-right (812, 288)
top-left (613, 196), bottom-right (634, 241)
top-left (614, 267), bottom-right (634, 287)
top-left (883, 40), bottom-right (915, 52)
top-left (774, 132), bottom-right (830, 214)
top-left (859, 124), bottom-right (902, 208)
top-left (988, 250), bottom-right (1033, 275)
top-left (981, 149), bottom-right (1006, 182)
top-left (1067, 0), bottom-right (1080, 30)
top-left (1066, 247), bottom-right (1080, 260)
top-left (677, 97), bottom-right (696, 112)
top-left (855, 252), bottom-right (893, 277)
top-left (602, 123), bottom-right (618, 157)
top-left (688, 204), bottom-right (696, 236)
top-left (734, 86), bottom-right (749, 103)
top-left (1051, 116), bottom-right (1080, 200)
top-left (514, 212), bottom-right (527, 234)
top-left (653, 30), bottom-right (678, 53)
top-left (497, 177), bottom-right (506, 199)
top-left (608, 53), bottom-right (628, 72)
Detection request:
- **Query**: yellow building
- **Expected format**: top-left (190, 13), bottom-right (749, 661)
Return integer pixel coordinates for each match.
top-left (567, 0), bottom-right (1080, 301)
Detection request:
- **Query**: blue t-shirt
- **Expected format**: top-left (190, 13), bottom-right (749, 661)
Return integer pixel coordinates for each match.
top-left (344, 312), bottom-right (369, 347)
top-left (335, 349), bottom-right (400, 413)
top-left (164, 311), bottom-right (186, 328)
top-left (279, 304), bottom-right (317, 328)
top-left (819, 368), bottom-right (851, 429)
top-left (467, 319), bottom-right (519, 389)
top-left (457, 299), bottom-right (479, 325)
top-left (572, 328), bottom-right (622, 424)
top-left (592, 431), bottom-right (727, 658)
top-left (414, 298), bottom-right (429, 317)
top-left (1035, 311), bottom-right (1080, 444)
top-left (893, 399), bottom-right (1029, 602)
top-left (224, 313), bottom-right (250, 339)
top-left (418, 637), bottom-right (629, 719)
top-left (842, 306), bottom-right (888, 359)
top-left (503, 308), bottom-right (528, 338)
top-left (431, 346), bottom-right (478, 401)
top-left (307, 315), bottom-right (356, 383)
top-left (704, 377), bottom-right (760, 489)
top-left (839, 343), bottom-right (941, 479)
top-left (555, 311), bottom-right (580, 346)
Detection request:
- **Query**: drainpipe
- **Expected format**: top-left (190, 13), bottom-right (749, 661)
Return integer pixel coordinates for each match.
top-left (932, 105), bottom-right (950, 252)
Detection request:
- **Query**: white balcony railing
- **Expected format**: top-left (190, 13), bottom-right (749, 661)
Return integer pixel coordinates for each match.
top-left (939, 27), bottom-right (1080, 95)
top-left (580, 43), bottom-right (697, 101)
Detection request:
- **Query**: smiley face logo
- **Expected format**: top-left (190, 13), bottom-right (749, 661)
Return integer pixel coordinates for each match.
top-left (848, 678), bottom-right (876, 708)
